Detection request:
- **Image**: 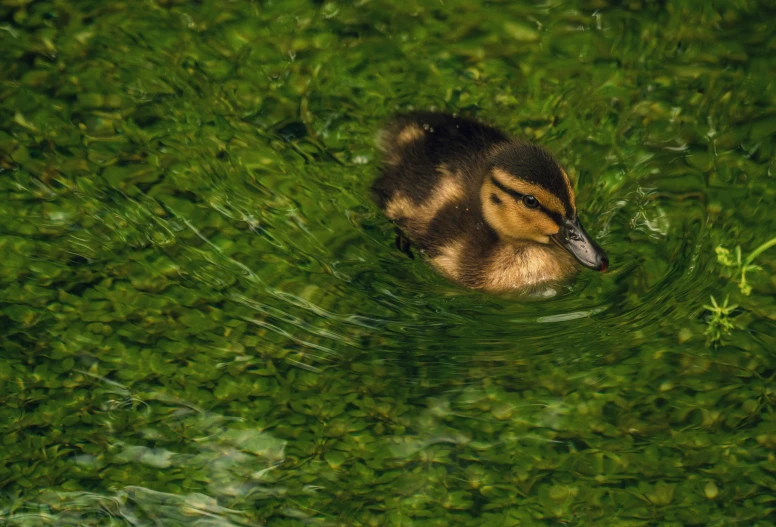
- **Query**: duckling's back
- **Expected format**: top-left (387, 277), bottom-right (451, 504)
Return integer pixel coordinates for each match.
top-left (372, 112), bottom-right (507, 248)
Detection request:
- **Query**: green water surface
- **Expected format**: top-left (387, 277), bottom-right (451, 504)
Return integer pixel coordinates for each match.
top-left (1, 0), bottom-right (775, 525)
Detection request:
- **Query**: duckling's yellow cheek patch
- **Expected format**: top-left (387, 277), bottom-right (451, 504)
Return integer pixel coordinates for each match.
top-left (532, 214), bottom-right (561, 237)
top-left (483, 182), bottom-right (559, 244)
top-left (505, 211), bottom-right (558, 244)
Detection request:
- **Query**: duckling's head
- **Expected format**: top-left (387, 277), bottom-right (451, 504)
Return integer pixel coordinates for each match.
top-left (480, 142), bottom-right (609, 271)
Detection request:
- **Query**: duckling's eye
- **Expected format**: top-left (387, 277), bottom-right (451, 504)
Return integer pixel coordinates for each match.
top-left (522, 195), bottom-right (539, 209)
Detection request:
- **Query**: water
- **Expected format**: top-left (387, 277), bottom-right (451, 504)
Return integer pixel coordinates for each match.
top-left (1, 0), bottom-right (775, 525)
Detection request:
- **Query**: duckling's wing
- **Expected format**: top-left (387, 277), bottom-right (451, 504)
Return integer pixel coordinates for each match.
top-left (379, 112), bottom-right (508, 166)
top-left (374, 112), bottom-right (508, 208)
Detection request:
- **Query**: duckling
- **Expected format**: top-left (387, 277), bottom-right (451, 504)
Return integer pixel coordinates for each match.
top-left (372, 111), bottom-right (608, 292)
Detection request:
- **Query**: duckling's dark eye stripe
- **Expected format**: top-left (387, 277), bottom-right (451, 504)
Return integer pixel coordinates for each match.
top-left (490, 175), bottom-right (524, 200)
top-left (490, 175), bottom-right (563, 223)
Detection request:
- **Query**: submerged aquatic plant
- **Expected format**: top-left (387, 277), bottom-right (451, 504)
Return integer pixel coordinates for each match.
top-left (715, 238), bottom-right (776, 296)
top-left (703, 238), bottom-right (774, 346)
top-left (703, 295), bottom-right (738, 347)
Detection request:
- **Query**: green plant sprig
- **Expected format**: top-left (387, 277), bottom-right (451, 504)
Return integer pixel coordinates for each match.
top-left (703, 295), bottom-right (738, 347)
top-left (715, 237), bottom-right (776, 296)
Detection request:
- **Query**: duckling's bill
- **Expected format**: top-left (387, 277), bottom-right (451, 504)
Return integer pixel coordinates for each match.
top-left (552, 216), bottom-right (609, 272)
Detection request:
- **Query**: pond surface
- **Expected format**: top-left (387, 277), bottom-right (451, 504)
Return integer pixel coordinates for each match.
top-left (1, 1), bottom-right (775, 525)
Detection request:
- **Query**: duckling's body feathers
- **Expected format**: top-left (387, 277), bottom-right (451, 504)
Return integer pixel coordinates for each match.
top-left (374, 112), bottom-right (506, 205)
top-left (373, 113), bottom-right (494, 260)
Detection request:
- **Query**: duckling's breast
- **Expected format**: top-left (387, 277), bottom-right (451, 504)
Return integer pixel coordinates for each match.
top-left (479, 242), bottom-right (578, 292)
